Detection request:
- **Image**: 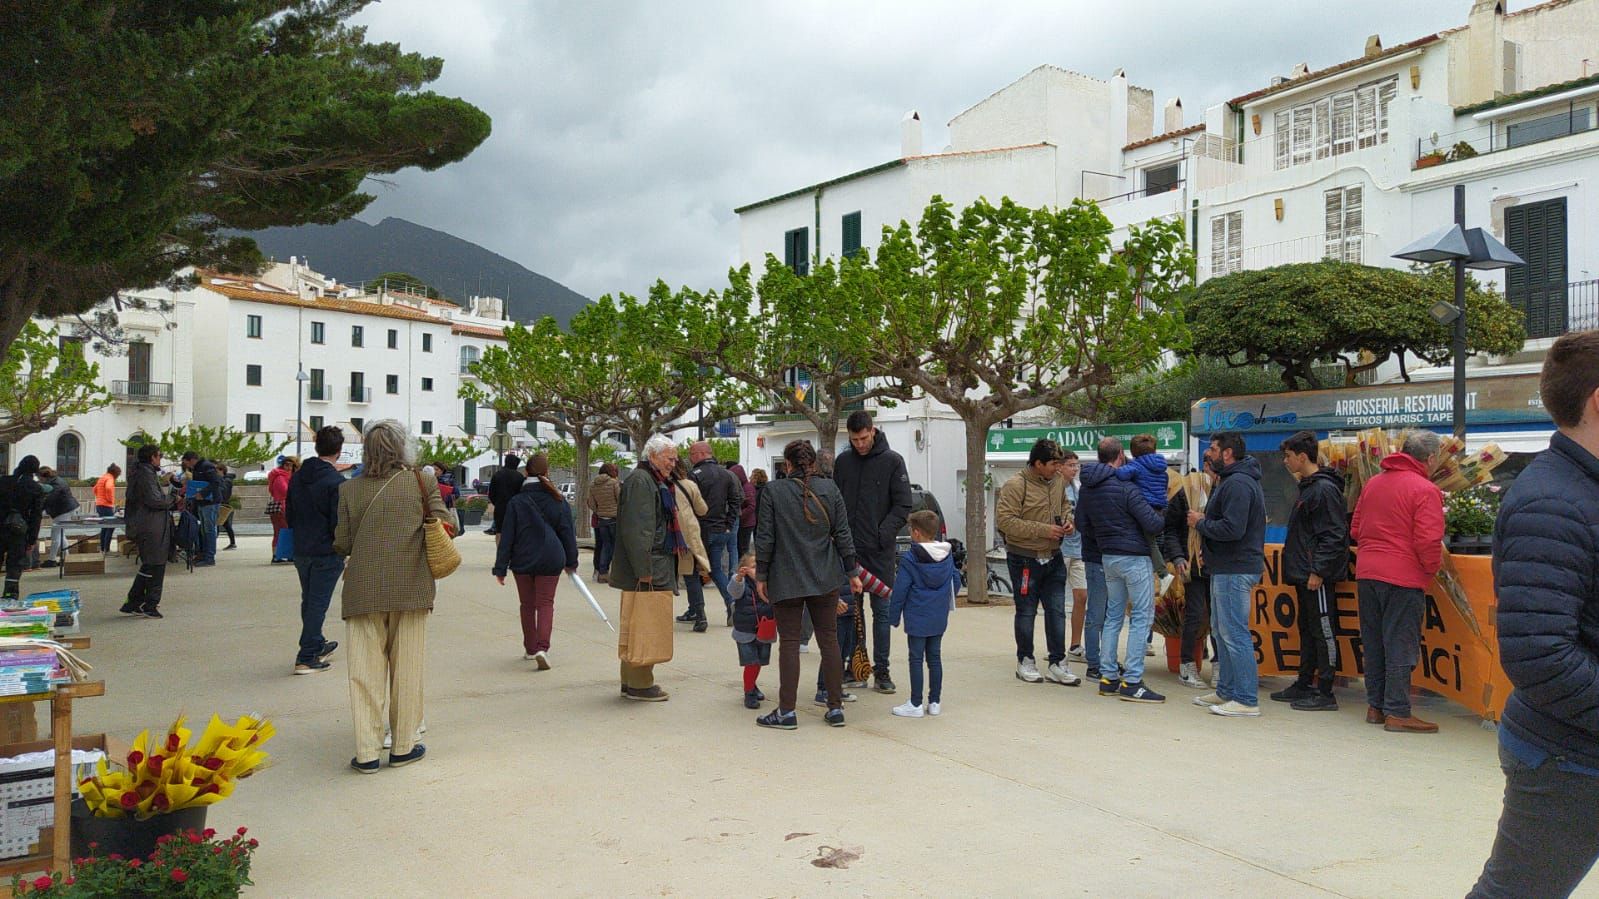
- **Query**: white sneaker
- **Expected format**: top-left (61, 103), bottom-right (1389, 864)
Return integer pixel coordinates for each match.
top-left (1210, 700), bottom-right (1262, 718)
top-left (1015, 658), bottom-right (1043, 683)
top-left (1192, 692), bottom-right (1221, 707)
top-left (523, 653), bottom-right (537, 660)
top-left (1178, 662), bottom-right (1206, 689)
top-left (798, 642), bottom-right (810, 654)
top-left (1045, 662), bottom-right (1082, 686)
top-left (891, 700), bottom-right (924, 718)
top-left (1066, 645), bottom-right (1087, 662)
top-left (927, 701), bottom-right (941, 716)
top-left (382, 722), bottom-right (428, 749)
top-left (533, 651), bottom-right (551, 671)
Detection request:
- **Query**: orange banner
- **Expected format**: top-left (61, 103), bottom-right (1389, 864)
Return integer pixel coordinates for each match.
top-left (1250, 545), bottom-right (1506, 720)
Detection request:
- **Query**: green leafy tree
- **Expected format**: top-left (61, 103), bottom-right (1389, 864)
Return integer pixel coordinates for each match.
top-left (872, 196), bottom-right (1192, 601)
top-left (539, 438), bottom-right (626, 472)
top-left (123, 425), bottom-right (288, 470)
top-left (1087, 357), bottom-right (1286, 425)
top-left (0, 2), bottom-right (492, 356)
top-left (1190, 261), bottom-right (1526, 389)
top-left (417, 435), bottom-right (478, 468)
top-left (676, 437), bottom-right (740, 464)
top-left (0, 323), bottom-right (110, 444)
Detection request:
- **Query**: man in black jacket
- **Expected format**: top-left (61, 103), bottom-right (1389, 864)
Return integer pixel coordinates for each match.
top-left (180, 451), bottom-right (221, 566)
top-left (487, 454), bottom-right (524, 536)
top-left (834, 412), bottom-right (913, 693)
top-left (1188, 433), bottom-right (1266, 717)
top-left (689, 441), bottom-right (741, 617)
top-left (0, 456), bottom-right (45, 599)
top-left (286, 426), bottom-right (345, 675)
top-left (1470, 332), bottom-right (1599, 898)
top-left (1270, 430), bottom-right (1349, 711)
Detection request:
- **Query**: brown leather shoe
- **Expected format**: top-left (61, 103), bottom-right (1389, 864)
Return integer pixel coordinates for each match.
top-left (1366, 706), bottom-right (1386, 725)
top-left (623, 685), bottom-right (670, 702)
top-left (1383, 715), bottom-right (1438, 733)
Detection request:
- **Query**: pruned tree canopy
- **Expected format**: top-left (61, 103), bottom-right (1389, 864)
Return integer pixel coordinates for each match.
top-left (0, 324), bottom-right (111, 444)
top-left (122, 425), bottom-right (288, 470)
top-left (0, 1), bottom-right (492, 355)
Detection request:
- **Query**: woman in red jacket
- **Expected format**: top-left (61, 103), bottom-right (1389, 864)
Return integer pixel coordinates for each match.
top-left (267, 455), bottom-right (299, 561)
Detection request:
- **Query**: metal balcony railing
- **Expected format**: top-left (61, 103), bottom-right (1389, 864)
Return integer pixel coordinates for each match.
top-left (111, 381), bottom-right (173, 404)
top-left (1522, 279), bottom-right (1599, 339)
top-left (307, 385), bottom-right (331, 402)
top-left (349, 386), bottom-right (372, 404)
top-left (1416, 102), bottom-right (1597, 170)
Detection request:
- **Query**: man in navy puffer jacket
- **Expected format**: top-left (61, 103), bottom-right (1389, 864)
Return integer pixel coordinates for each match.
top-left (1470, 332), bottom-right (1599, 898)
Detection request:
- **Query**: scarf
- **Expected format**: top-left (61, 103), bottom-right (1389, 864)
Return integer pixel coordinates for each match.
top-left (645, 462), bottom-right (687, 556)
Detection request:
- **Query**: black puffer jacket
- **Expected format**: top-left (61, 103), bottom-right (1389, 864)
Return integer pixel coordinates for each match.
top-left (488, 455), bottom-right (525, 531)
top-left (287, 458), bottom-right (343, 557)
top-left (1074, 462), bottom-right (1163, 560)
top-left (186, 458), bottom-right (221, 507)
top-left (0, 473), bottom-right (44, 544)
top-left (493, 479), bottom-right (578, 577)
top-left (1494, 432), bottom-right (1599, 768)
top-left (690, 459), bottom-right (740, 533)
top-left (1282, 468), bottom-right (1349, 585)
top-left (832, 430), bottom-right (912, 569)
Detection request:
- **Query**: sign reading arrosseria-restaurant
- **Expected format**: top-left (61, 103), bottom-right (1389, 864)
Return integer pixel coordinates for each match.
top-left (986, 421), bottom-right (1185, 456)
top-left (1190, 372), bottom-right (1548, 435)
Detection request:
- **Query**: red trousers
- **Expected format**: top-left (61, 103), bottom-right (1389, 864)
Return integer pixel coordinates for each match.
top-left (514, 573), bottom-right (558, 654)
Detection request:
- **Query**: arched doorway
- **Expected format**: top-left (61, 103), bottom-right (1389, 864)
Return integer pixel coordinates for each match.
top-left (124, 431), bottom-right (150, 473)
top-left (56, 432), bottom-right (82, 479)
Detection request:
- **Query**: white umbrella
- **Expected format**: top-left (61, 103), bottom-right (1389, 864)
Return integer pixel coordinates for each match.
top-left (568, 572), bottom-right (616, 632)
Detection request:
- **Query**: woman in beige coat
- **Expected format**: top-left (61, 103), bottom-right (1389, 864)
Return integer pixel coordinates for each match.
top-left (334, 419), bottom-right (450, 773)
top-left (670, 459), bottom-right (715, 632)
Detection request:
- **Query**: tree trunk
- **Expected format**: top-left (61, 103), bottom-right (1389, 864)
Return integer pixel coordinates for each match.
top-left (573, 430), bottom-right (593, 538)
top-left (815, 414), bottom-right (840, 461)
top-left (629, 424), bottom-right (652, 459)
top-left (962, 421), bottom-right (993, 605)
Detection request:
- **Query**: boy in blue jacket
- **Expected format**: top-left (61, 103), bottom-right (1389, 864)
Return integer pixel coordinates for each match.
top-left (1115, 433), bottom-right (1172, 579)
top-left (889, 510), bottom-right (958, 718)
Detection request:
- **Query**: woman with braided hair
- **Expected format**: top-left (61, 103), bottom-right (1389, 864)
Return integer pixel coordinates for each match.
top-left (752, 439), bottom-right (862, 730)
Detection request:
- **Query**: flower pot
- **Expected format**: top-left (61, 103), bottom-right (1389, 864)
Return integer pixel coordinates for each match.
top-left (1415, 154), bottom-right (1446, 169)
top-left (70, 798), bottom-right (207, 861)
top-left (461, 508), bottom-right (484, 526)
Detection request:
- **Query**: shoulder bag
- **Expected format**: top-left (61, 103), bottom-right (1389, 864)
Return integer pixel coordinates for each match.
top-left (414, 469), bottom-right (461, 579)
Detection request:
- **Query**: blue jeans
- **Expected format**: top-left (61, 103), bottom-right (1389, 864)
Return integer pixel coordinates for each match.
top-left (196, 504), bottom-right (218, 563)
top-left (683, 571), bottom-right (707, 619)
top-left (1099, 554), bottom-right (1156, 684)
top-left (907, 633), bottom-right (944, 706)
top-left (1083, 560), bottom-right (1108, 673)
top-left (1007, 552), bottom-right (1067, 665)
top-left (819, 597), bottom-right (858, 690)
top-left (96, 505), bottom-right (116, 553)
top-left (293, 554), bottom-right (344, 664)
top-left (593, 519), bottom-right (616, 574)
top-left (705, 529), bottom-right (735, 608)
top-left (1211, 573), bottom-right (1259, 706)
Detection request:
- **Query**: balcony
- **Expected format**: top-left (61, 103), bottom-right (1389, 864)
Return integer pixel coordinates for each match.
top-left (349, 386), bottom-right (372, 404)
top-left (307, 385), bottom-right (331, 402)
top-left (111, 380), bottom-right (172, 405)
top-left (1196, 232), bottom-right (1377, 283)
top-left (1416, 100), bottom-right (1596, 170)
top-left (1518, 279), bottom-right (1599, 340)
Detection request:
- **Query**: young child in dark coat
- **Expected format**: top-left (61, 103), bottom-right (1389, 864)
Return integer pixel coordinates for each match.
top-left (816, 564), bottom-right (861, 705)
top-left (889, 510), bottom-right (958, 718)
top-left (729, 552), bottom-right (775, 709)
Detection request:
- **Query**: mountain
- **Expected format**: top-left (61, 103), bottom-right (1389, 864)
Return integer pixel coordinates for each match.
top-left (245, 217), bottom-right (589, 325)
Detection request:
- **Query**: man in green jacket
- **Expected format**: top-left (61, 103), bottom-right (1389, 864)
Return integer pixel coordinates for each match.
top-left (612, 435), bottom-right (682, 701)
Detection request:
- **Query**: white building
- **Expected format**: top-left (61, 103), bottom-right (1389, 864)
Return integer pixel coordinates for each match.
top-left (733, 0), bottom-right (1599, 543)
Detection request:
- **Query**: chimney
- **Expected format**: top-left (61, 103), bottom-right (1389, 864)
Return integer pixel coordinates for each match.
top-left (1364, 34), bottom-right (1383, 58)
top-left (1462, 1), bottom-right (1509, 104)
top-left (1163, 98), bottom-right (1183, 134)
top-left (1291, 62), bottom-right (1310, 79)
top-left (901, 111), bottom-right (922, 157)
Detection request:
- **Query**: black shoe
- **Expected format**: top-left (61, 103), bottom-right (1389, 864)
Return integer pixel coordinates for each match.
top-left (318, 640), bottom-right (339, 660)
top-left (1098, 677), bottom-right (1122, 697)
top-left (1270, 683), bottom-right (1316, 703)
top-left (41, 560), bottom-right (57, 568)
top-left (756, 709), bottom-right (797, 730)
top-left (1086, 667), bottom-right (1101, 681)
top-left (294, 660), bottom-right (331, 675)
top-left (119, 602), bottom-right (143, 616)
top-left (692, 620), bottom-right (708, 633)
top-left (388, 744), bottom-right (426, 767)
top-left (224, 545), bottom-right (237, 551)
top-left (141, 606), bottom-right (163, 620)
top-left (350, 757), bottom-right (380, 775)
top-left (825, 708), bottom-right (846, 727)
top-left (744, 690), bottom-right (762, 709)
top-left (675, 611), bottom-right (698, 622)
top-left (873, 674), bottom-right (896, 694)
top-left (1291, 694), bottom-right (1339, 712)
top-left (754, 687), bottom-right (766, 702)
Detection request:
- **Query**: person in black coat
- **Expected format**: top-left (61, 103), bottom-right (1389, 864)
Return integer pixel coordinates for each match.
top-left (832, 412), bottom-right (912, 693)
top-left (0, 456), bottom-right (45, 599)
top-left (286, 426), bottom-right (347, 674)
top-left (1471, 332), bottom-right (1599, 898)
top-left (493, 454), bottom-right (577, 669)
top-left (1272, 430), bottom-right (1349, 710)
top-left (487, 453), bottom-right (524, 536)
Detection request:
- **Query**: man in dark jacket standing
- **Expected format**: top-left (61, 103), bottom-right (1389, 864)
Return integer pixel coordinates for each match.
top-left (833, 411), bottom-right (913, 694)
top-left (1471, 332), bottom-right (1599, 899)
top-left (1188, 433), bottom-right (1266, 717)
top-left (121, 445), bottom-right (174, 618)
top-left (689, 441), bottom-right (741, 617)
top-left (286, 426), bottom-right (344, 675)
top-left (0, 456), bottom-right (45, 599)
top-left (180, 451), bottom-right (221, 566)
top-left (1076, 437), bottom-right (1165, 703)
top-left (1272, 430), bottom-right (1349, 711)
top-left (487, 453), bottom-right (524, 536)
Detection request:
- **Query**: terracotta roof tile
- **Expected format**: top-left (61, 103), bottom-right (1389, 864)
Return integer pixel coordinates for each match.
top-left (450, 322), bottom-right (508, 339)
top-left (199, 276), bottom-right (444, 325)
top-left (1123, 124), bottom-right (1205, 151)
top-left (1228, 34), bottom-right (1441, 107)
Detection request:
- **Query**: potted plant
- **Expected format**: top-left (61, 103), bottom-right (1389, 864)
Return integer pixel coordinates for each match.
top-left (1448, 140), bottom-right (1479, 162)
top-left (1415, 149), bottom-right (1448, 169)
top-left (15, 827), bottom-right (259, 898)
top-left (459, 493), bottom-right (489, 526)
top-left (1445, 484), bottom-right (1500, 555)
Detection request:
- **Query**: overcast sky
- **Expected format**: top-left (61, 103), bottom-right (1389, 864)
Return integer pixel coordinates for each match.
top-left (350, 0), bottom-right (1474, 302)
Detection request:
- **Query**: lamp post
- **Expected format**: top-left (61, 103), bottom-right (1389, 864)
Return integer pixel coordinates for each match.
top-left (295, 368), bottom-right (310, 457)
top-left (1391, 183), bottom-right (1524, 440)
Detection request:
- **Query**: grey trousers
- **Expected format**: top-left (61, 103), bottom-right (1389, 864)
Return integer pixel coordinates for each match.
top-left (1469, 742), bottom-right (1599, 898)
top-left (1357, 579), bottom-right (1424, 717)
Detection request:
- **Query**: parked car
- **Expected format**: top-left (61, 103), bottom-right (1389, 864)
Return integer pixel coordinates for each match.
top-left (559, 482), bottom-right (576, 503)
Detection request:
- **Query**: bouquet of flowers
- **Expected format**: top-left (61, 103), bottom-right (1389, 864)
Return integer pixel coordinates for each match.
top-left (77, 715), bottom-right (274, 820)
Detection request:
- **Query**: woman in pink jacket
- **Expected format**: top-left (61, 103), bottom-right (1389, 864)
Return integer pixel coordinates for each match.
top-left (267, 455), bottom-right (299, 561)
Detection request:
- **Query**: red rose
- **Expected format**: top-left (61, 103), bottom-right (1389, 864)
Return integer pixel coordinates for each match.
top-left (151, 793), bottom-right (170, 811)
top-left (119, 792), bottom-right (137, 809)
top-left (127, 750), bottom-right (144, 767)
top-left (202, 827), bottom-right (216, 839)
top-left (165, 733), bottom-right (180, 753)
top-left (147, 755), bottom-right (165, 775)
top-left (127, 858), bottom-right (141, 869)
top-left (186, 831), bottom-right (202, 844)
top-left (235, 826), bottom-right (247, 835)
top-left (156, 834), bottom-right (172, 845)
top-left (170, 868), bottom-right (188, 883)
top-left (32, 875), bottom-right (53, 890)
top-left (247, 838), bottom-right (259, 848)
top-left (203, 757), bottom-right (222, 771)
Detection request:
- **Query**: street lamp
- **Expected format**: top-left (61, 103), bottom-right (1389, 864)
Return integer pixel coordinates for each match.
top-left (1391, 183), bottom-right (1524, 440)
top-left (295, 368), bottom-right (310, 457)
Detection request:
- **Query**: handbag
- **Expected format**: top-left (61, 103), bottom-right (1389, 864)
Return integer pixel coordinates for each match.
top-left (754, 595), bottom-right (777, 642)
top-left (265, 499), bottom-right (283, 516)
top-left (414, 470), bottom-right (461, 579)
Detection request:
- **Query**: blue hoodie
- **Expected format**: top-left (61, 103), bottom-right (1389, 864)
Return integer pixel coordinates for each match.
top-left (1194, 455), bottom-right (1266, 575)
top-left (888, 541), bottom-right (957, 637)
top-left (1075, 461), bottom-right (1164, 561)
top-left (1114, 452), bottom-right (1170, 510)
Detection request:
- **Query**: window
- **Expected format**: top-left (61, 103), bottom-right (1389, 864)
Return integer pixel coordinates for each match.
top-left (309, 368), bottom-right (325, 400)
top-left (55, 433), bottom-right (81, 479)
top-left (1323, 186), bottom-right (1363, 264)
top-left (420, 420), bottom-right (433, 435)
top-left (1506, 108), bottom-right (1594, 149)
top-left (387, 328), bottom-right (398, 349)
top-left (1209, 211), bottom-right (1242, 276)
top-left (246, 315), bottom-right (262, 339)
top-left (841, 212), bottom-right (863, 258)
top-left (245, 414), bottom-right (261, 433)
top-left (128, 341), bottom-right (151, 384)
top-left (421, 377), bottom-right (434, 392)
top-left (386, 374), bottom-right (399, 394)
top-left (349, 371), bottom-right (366, 402)
top-left (463, 399), bottom-right (477, 436)
top-left (308, 415), bottom-right (324, 432)
top-left (1272, 76), bottom-right (1396, 170)
top-left (350, 417), bottom-right (364, 433)
top-left (351, 325), bottom-right (364, 347)
top-left (245, 364), bottom-right (262, 386)
top-left (1505, 197), bottom-right (1569, 339)
top-left (310, 321), bottom-right (325, 344)
top-left (422, 333), bottom-right (433, 352)
top-left (58, 335), bottom-right (84, 359)
top-left (459, 345), bottom-right (480, 373)
top-left (784, 227), bottom-right (810, 275)
top-left (1144, 163), bottom-right (1181, 196)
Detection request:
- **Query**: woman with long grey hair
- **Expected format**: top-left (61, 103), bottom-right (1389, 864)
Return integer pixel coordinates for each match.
top-left (334, 420), bottom-right (451, 773)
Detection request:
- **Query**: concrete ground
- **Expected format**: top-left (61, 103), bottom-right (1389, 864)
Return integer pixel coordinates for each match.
top-left (34, 533), bottom-right (1586, 898)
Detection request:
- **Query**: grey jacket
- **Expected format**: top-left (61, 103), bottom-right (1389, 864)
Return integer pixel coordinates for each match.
top-left (124, 462), bottom-right (174, 565)
top-left (755, 474), bottom-right (857, 602)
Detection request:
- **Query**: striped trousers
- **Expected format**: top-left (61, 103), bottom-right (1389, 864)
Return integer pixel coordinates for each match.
top-left (347, 609), bottom-right (429, 763)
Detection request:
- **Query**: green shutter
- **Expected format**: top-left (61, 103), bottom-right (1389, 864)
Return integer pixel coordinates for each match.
top-left (842, 212), bottom-right (862, 258)
top-left (464, 399), bottom-right (477, 436)
top-left (1506, 198), bottom-right (1568, 338)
